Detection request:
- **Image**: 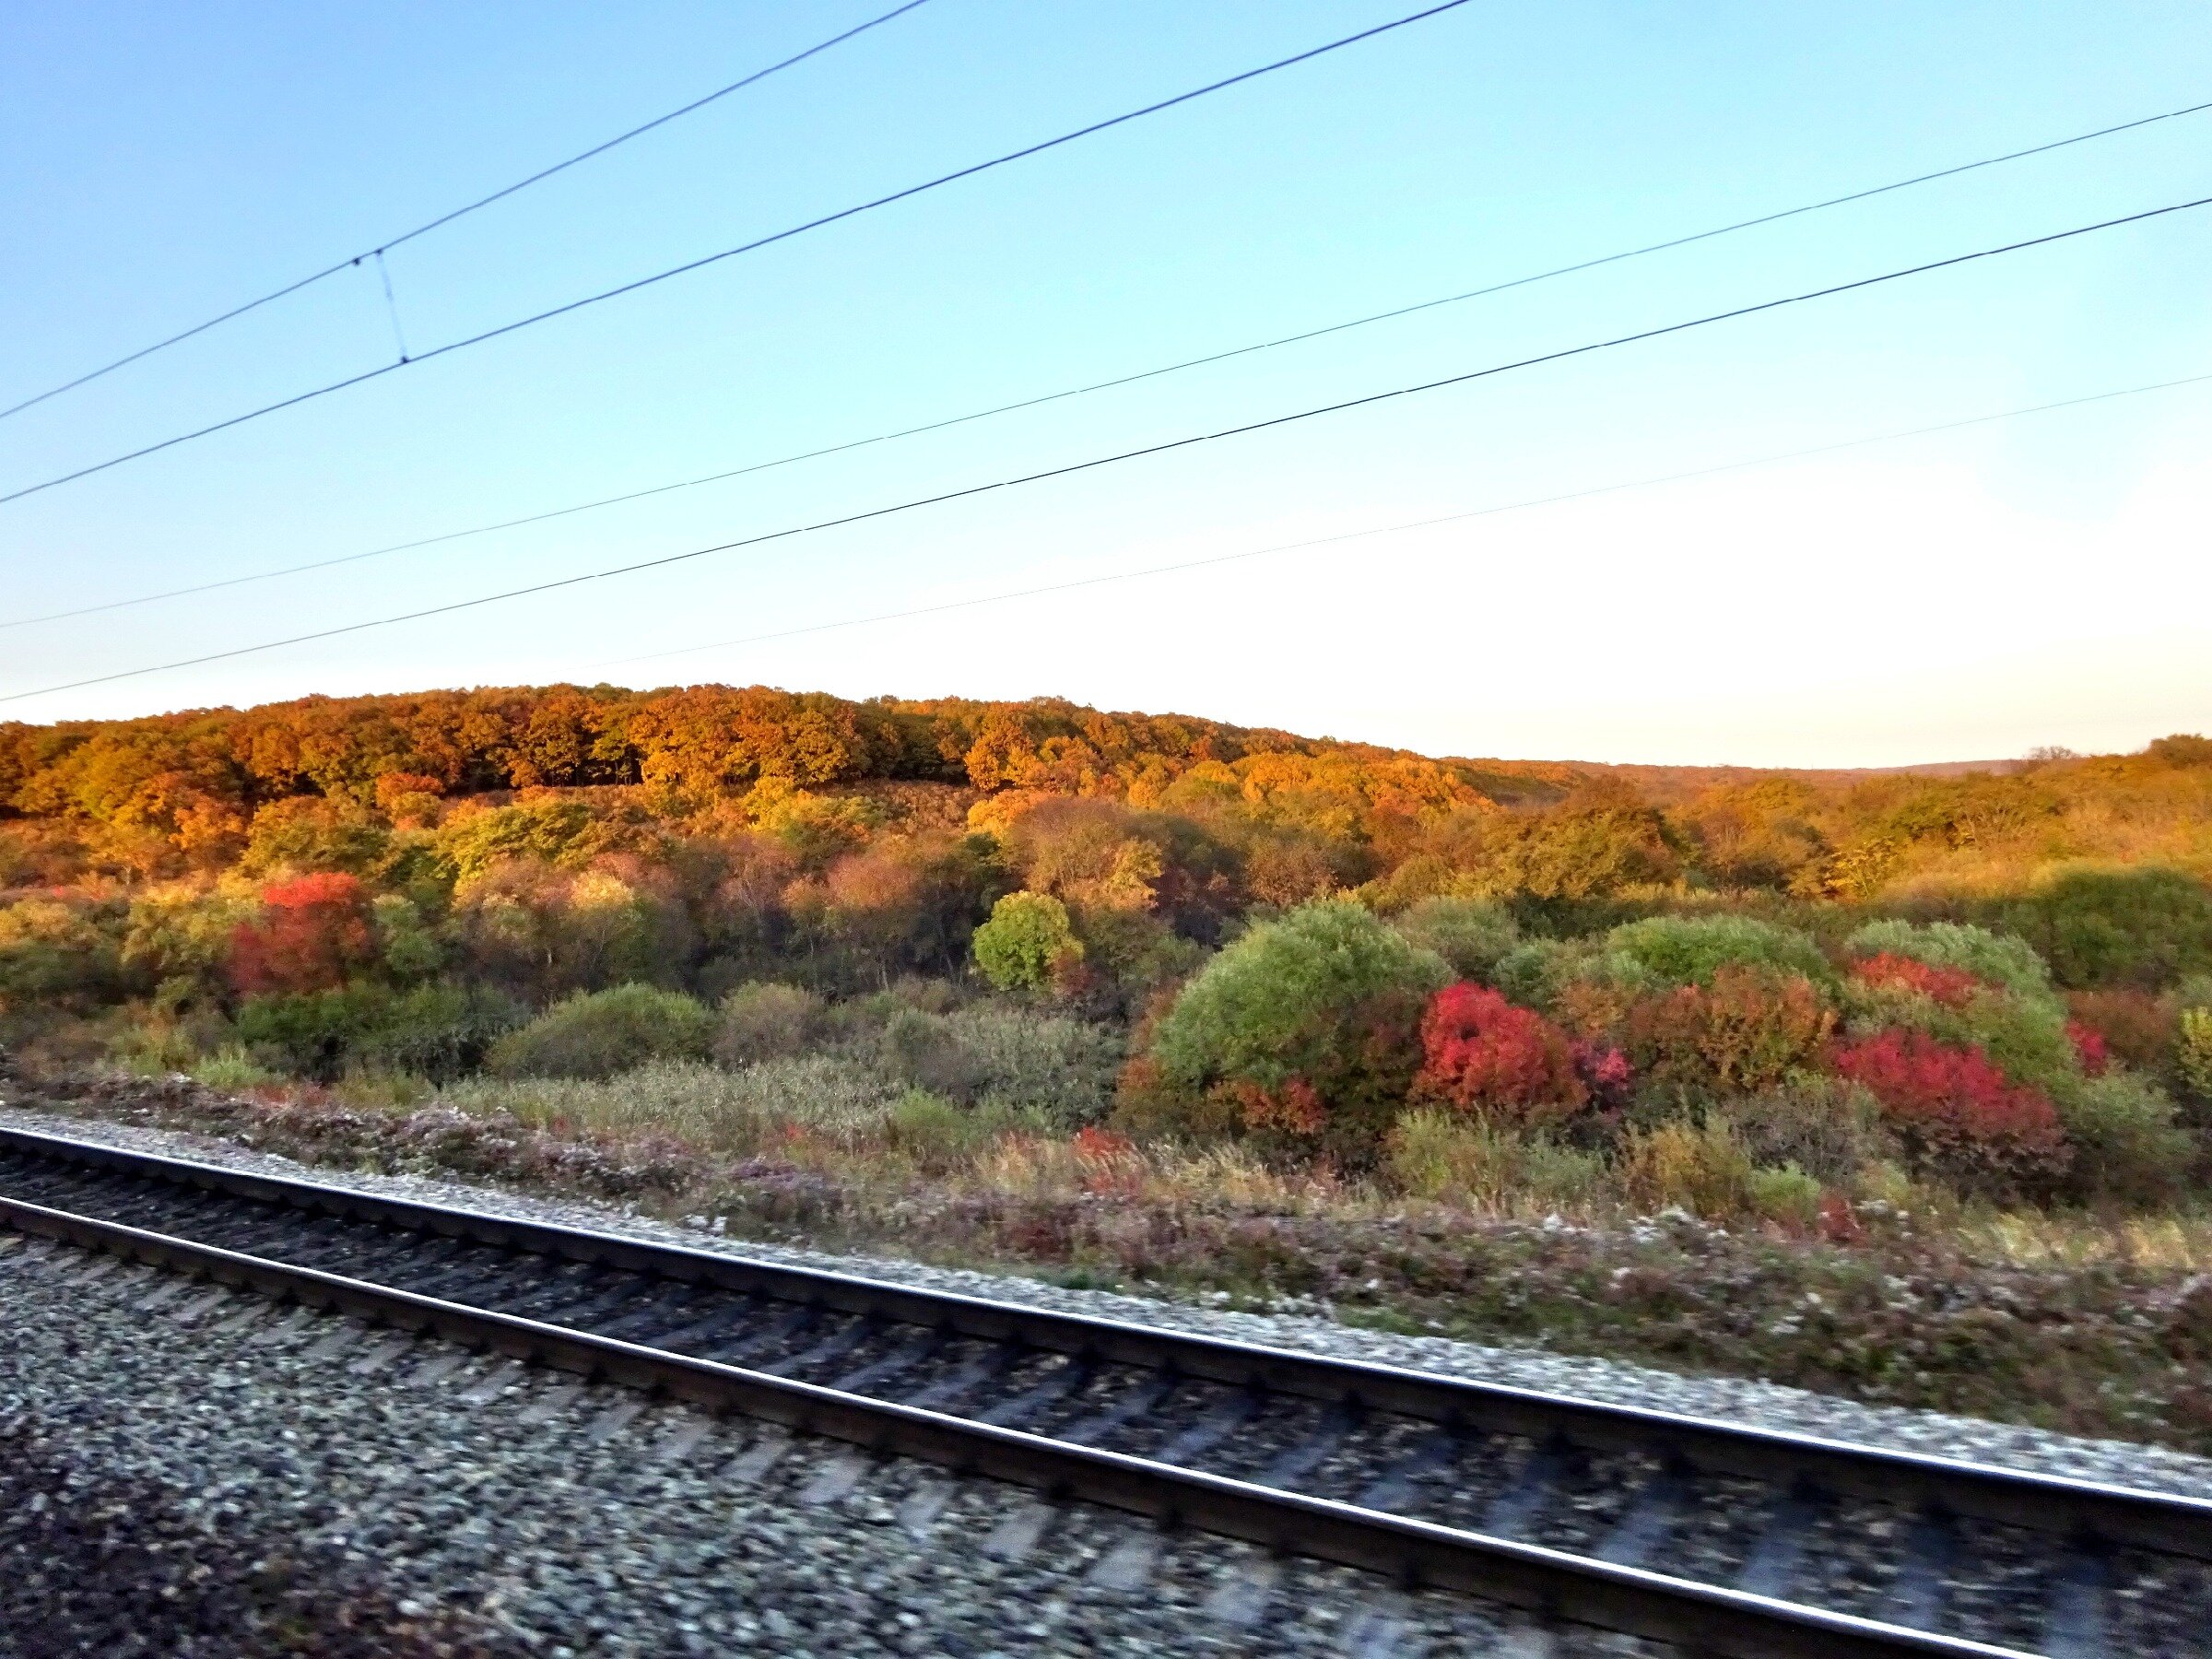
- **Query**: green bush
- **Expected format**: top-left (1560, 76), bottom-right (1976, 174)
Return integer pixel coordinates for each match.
top-left (190, 1045), bottom-right (280, 1091)
top-left (2053, 1070), bottom-right (2193, 1205)
top-left (1716, 1077), bottom-right (1896, 1185)
top-left (235, 982), bottom-right (524, 1082)
top-left (943, 1004), bottom-right (1124, 1127)
top-left (1745, 1163), bottom-right (1825, 1230)
top-left (1490, 938), bottom-right (1651, 1013)
top-left (1147, 900), bottom-right (1448, 1158)
top-left (486, 983), bottom-right (714, 1080)
top-left (712, 982), bottom-right (826, 1066)
top-left (0, 896), bottom-right (124, 1010)
top-left (2181, 1006), bottom-right (2212, 1104)
top-left (1605, 914), bottom-right (1829, 989)
top-left (1390, 897), bottom-right (1521, 982)
top-left (1383, 1109), bottom-right (1606, 1210)
top-left (1846, 919), bottom-right (2053, 999)
top-left (971, 891), bottom-right (1081, 992)
top-left (2000, 868), bottom-right (2212, 989)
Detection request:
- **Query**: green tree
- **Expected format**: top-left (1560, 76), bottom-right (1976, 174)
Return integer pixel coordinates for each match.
top-left (971, 891), bottom-right (1081, 993)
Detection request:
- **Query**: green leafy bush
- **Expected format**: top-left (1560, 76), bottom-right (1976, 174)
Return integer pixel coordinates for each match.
top-left (0, 896), bottom-right (124, 1010)
top-left (1146, 900), bottom-right (1449, 1157)
top-left (712, 982), bottom-right (826, 1066)
top-left (1745, 1163), bottom-right (1825, 1230)
top-left (971, 891), bottom-right (1081, 992)
top-left (1390, 898), bottom-right (1520, 982)
top-left (1845, 919), bottom-right (2052, 999)
top-left (1716, 1077), bottom-right (1895, 1185)
top-left (2181, 1006), bottom-right (2212, 1104)
top-left (235, 982), bottom-right (523, 1082)
top-left (486, 983), bottom-right (714, 1080)
top-left (2000, 867), bottom-right (2212, 989)
top-left (1605, 914), bottom-right (1829, 989)
top-left (2053, 1070), bottom-right (2193, 1204)
top-left (1383, 1109), bottom-right (1605, 1210)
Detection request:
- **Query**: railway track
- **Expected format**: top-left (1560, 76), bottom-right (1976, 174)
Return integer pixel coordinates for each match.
top-left (3, 1121), bottom-right (2207, 1658)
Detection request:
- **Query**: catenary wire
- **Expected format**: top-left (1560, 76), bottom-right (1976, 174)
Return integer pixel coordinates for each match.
top-left (4, 187), bottom-right (2206, 705)
top-left (0, 0), bottom-right (1476, 509)
top-left (0, 0), bottom-right (936, 423)
top-left (598, 367), bottom-right (2212, 669)
top-left (6, 92), bottom-right (2206, 631)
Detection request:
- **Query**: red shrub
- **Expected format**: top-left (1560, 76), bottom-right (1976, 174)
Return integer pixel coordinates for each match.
top-left (2065, 1019), bottom-right (2112, 1077)
top-left (229, 872), bottom-right (378, 996)
top-left (1850, 952), bottom-right (1983, 1009)
top-left (1412, 983), bottom-right (1586, 1125)
top-left (1218, 1077), bottom-right (1327, 1135)
top-left (1624, 966), bottom-right (1833, 1095)
top-left (1828, 1030), bottom-right (2069, 1192)
top-left (2065, 989), bottom-right (2176, 1072)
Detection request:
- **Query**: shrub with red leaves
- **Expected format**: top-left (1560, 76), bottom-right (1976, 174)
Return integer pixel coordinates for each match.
top-left (2065, 1019), bottom-right (2112, 1077)
top-left (1412, 983), bottom-right (1587, 1125)
top-left (1624, 965), bottom-right (1833, 1095)
top-left (2065, 989), bottom-right (2174, 1073)
top-left (229, 872), bottom-right (378, 997)
top-left (1828, 1029), bottom-right (2070, 1193)
top-left (1850, 952), bottom-right (1984, 1009)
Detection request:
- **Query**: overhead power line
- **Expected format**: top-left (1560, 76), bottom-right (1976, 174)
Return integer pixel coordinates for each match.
top-left (5, 187), bottom-right (2206, 706)
top-left (0, 0), bottom-right (1477, 509)
top-left (0, 0), bottom-right (937, 424)
top-left (601, 366), bottom-right (2212, 670)
top-left (8, 92), bottom-right (2206, 633)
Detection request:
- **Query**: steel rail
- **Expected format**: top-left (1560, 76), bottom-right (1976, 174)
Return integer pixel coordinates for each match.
top-left (3, 1121), bottom-right (2205, 1564)
top-left (0, 1188), bottom-right (2033, 1659)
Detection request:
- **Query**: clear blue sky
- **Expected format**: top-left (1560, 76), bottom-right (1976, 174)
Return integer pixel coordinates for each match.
top-left (3, 0), bottom-right (2207, 765)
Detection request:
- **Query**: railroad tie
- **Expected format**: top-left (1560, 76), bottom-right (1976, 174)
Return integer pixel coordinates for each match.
top-left (972, 1354), bottom-right (1091, 1428)
top-left (1150, 1385), bottom-right (1264, 1466)
top-left (518, 1382), bottom-right (584, 1426)
top-left (404, 1347), bottom-right (473, 1388)
top-left (829, 1328), bottom-right (943, 1395)
top-left (135, 1275), bottom-right (196, 1313)
top-left (1593, 1462), bottom-right (1693, 1569)
top-left (348, 1332), bottom-right (416, 1375)
top-left (1341, 1595), bottom-right (1421, 1658)
top-left (459, 1358), bottom-right (528, 1406)
top-left (1884, 1508), bottom-right (1958, 1630)
top-left (722, 1428), bottom-right (792, 1487)
top-left (980, 1500), bottom-right (1054, 1562)
top-left (2038, 1542), bottom-right (2112, 1658)
top-left (170, 1286), bottom-right (233, 1324)
top-left (1057, 1369), bottom-right (1178, 1446)
top-left (757, 1313), bottom-right (877, 1379)
top-left (1731, 1483), bottom-right (1830, 1598)
top-left (248, 1305), bottom-right (318, 1347)
top-left (303, 1319), bottom-right (367, 1361)
top-left (1085, 1529), bottom-right (1161, 1593)
top-left (650, 1411), bottom-right (719, 1466)
top-left (794, 1448), bottom-right (872, 1506)
top-left (1355, 1425), bottom-right (1463, 1513)
top-left (895, 1478), bottom-right (955, 1535)
top-left (1200, 1557), bottom-right (1281, 1628)
top-left (66, 1253), bottom-right (122, 1287)
top-left (1254, 1399), bottom-right (1362, 1490)
top-left (1478, 1437), bottom-right (1578, 1540)
top-left (900, 1338), bottom-right (1021, 1412)
top-left (582, 1394), bottom-right (648, 1444)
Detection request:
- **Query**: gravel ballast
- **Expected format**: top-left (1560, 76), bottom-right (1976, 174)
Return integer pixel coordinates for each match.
top-left (7, 1100), bottom-right (2209, 1506)
top-left (2, 1229), bottom-right (1587, 1657)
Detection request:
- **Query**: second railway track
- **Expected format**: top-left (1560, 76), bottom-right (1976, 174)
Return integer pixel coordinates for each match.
top-left (3, 1121), bottom-right (2208, 1658)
